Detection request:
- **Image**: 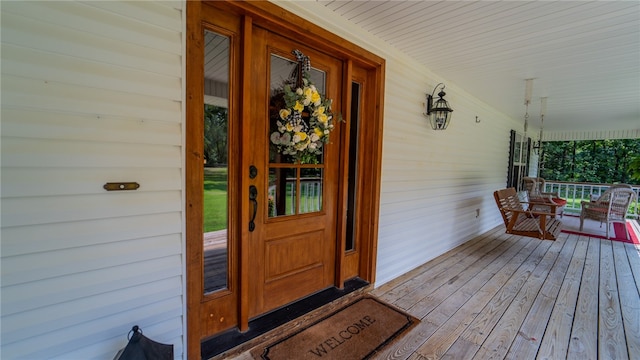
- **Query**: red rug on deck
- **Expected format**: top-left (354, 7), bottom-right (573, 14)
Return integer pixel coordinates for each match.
top-left (561, 219), bottom-right (639, 244)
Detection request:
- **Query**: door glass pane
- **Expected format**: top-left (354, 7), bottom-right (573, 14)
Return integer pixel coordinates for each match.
top-left (300, 168), bottom-right (323, 214)
top-left (269, 54), bottom-right (327, 165)
top-left (346, 81), bottom-right (361, 251)
top-left (203, 30), bottom-right (229, 294)
top-left (268, 168), bottom-right (297, 217)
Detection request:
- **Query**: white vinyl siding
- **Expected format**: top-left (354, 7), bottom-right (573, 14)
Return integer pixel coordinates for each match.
top-left (375, 61), bottom-right (516, 284)
top-left (272, 0), bottom-right (525, 286)
top-left (1, 1), bottom-right (185, 359)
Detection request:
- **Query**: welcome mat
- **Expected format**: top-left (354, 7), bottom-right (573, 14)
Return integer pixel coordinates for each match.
top-left (252, 297), bottom-right (418, 360)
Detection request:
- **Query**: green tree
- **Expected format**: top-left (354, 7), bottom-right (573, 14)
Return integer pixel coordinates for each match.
top-left (630, 156), bottom-right (640, 182)
top-left (204, 105), bottom-right (228, 166)
top-left (540, 139), bottom-right (640, 184)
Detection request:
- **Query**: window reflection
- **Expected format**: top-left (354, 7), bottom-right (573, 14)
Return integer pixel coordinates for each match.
top-left (269, 168), bottom-right (297, 217)
top-left (203, 30), bottom-right (229, 294)
top-left (299, 168), bottom-right (323, 214)
top-left (345, 81), bottom-right (361, 251)
top-left (267, 53), bottom-right (326, 218)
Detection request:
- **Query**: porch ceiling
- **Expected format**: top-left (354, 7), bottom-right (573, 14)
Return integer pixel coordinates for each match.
top-left (317, 1), bottom-right (640, 134)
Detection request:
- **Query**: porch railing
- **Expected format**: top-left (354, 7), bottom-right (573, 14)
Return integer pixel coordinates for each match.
top-left (268, 178), bottom-right (322, 216)
top-left (542, 181), bottom-right (640, 219)
top-left (269, 179), bottom-right (639, 219)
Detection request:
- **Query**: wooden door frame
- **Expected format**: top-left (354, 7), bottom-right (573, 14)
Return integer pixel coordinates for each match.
top-left (186, 1), bottom-right (385, 358)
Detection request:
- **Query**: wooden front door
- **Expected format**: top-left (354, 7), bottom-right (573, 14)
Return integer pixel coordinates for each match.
top-left (187, 2), bottom-right (385, 357)
top-left (247, 27), bottom-right (343, 317)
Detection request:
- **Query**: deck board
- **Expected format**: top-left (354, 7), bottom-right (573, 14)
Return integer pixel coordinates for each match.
top-left (456, 240), bottom-right (553, 348)
top-left (227, 225), bottom-right (640, 360)
top-left (511, 234), bottom-right (586, 359)
top-left (475, 233), bottom-right (577, 359)
top-left (380, 228), bottom-right (638, 360)
top-left (566, 237), bottom-right (600, 359)
top-left (415, 237), bottom-right (546, 358)
top-left (400, 234), bottom-right (510, 316)
top-left (477, 237), bottom-right (567, 357)
top-left (613, 241), bottom-right (640, 356)
top-left (624, 240), bottom-right (640, 295)
top-left (598, 240), bottom-right (628, 360)
top-left (380, 229), bottom-right (502, 307)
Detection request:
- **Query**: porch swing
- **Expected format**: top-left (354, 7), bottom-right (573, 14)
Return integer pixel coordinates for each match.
top-left (493, 80), bottom-right (562, 240)
top-left (494, 187), bottom-right (563, 240)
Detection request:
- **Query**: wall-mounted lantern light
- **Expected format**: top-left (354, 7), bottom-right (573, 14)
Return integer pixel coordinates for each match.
top-left (424, 83), bottom-right (453, 130)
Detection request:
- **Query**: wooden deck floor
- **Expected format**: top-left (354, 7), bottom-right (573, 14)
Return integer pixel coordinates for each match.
top-left (204, 229), bottom-right (227, 293)
top-left (226, 224), bottom-right (640, 359)
top-left (369, 226), bottom-right (640, 360)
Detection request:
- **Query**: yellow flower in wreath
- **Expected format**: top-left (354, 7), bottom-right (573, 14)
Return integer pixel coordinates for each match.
top-left (279, 109), bottom-right (291, 120)
top-left (317, 113), bottom-right (329, 124)
top-left (311, 91), bottom-right (321, 105)
top-left (294, 131), bottom-right (308, 142)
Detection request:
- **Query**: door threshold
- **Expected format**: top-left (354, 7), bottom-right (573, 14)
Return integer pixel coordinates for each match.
top-left (201, 278), bottom-right (370, 359)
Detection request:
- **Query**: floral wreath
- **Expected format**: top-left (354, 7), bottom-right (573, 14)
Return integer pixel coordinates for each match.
top-left (269, 50), bottom-right (338, 164)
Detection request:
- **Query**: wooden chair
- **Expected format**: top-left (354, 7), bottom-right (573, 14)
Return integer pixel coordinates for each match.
top-left (494, 187), bottom-right (563, 240)
top-left (580, 185), bottom-right (635, 239)
top-left (522, 177), bottom-right (566, 218)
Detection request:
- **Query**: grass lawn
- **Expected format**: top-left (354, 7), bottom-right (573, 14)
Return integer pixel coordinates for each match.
top-left (203, 167), bottom-right (323, 231)
top-left (204, 167), bottom-right (227, 232)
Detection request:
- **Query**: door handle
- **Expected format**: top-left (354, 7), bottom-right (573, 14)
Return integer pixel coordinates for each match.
top-left (249, 185), bottom-right (258, 231)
